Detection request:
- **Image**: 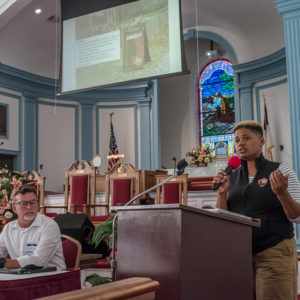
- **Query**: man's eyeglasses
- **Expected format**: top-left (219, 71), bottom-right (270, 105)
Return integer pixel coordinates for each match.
top-left (15, 200), bottom-right (39, 207)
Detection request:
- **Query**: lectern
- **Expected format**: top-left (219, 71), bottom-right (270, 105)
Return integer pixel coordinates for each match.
top-left (113, 204), bottom-right (260, 300)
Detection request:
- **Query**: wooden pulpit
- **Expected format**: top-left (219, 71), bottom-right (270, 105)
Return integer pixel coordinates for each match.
top-left (113, 204), bottom-right (260, 300)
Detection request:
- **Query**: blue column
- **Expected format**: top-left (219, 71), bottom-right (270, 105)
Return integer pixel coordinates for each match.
top-left (233, 73), bottom-right (241, 123)
top-left (238, 83), bottom-right (253, 121)
top-left (151, 80), bottom-right (161, 169)
top-left (273, 0), bottom-right (300, 250)
top-left (80, 102), bottom-right (94, 162)
top-left (274, 0), bottom-right (300, 177)
top-left (23, 93), bottom-right (37, 171)
top-left (138, 98), bottom-right (152, 169)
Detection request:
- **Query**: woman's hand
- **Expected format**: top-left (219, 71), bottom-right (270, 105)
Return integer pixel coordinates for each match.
top-left (270, 169), bottom-right (289, 197)
top-left (212, 169), bottom-right (230, 194)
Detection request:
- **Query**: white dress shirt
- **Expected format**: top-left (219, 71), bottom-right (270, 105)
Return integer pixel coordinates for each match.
top-left (0, 213), bottom-right (66, 270)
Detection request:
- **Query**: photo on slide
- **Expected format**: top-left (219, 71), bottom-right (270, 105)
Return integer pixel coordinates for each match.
top-left (73, 0), bottom-right (170, 89)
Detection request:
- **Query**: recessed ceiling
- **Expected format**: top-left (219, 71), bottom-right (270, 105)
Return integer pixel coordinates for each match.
top-left (0, 0), bottom-right (284, 78)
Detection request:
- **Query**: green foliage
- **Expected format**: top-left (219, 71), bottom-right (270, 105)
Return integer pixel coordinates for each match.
top-left (219, 72), bottom-right (233, 82)
top-left (84, 274), bottom-right (112, 286)
top-left (203, 125), bottom-right (222, 136)
top-left (92, 216), bottom-right (114, 249)
top-left (219, 73), bottom-right (234, 91)
top-left (225, 96), bottom-right (234, 107)
top-left (222, 81), bottom-right (234, 91)
top-left (0, 165), bottom-right (23, 207)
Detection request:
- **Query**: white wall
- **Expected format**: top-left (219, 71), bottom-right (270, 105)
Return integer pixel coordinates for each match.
top-left (38, 101), bottom-right (77, 191)
top-left (97, 104), bottom-right (136, 173)
top-left (160, 38), bottom-right (231, 168)
top-left (0, 91), bottom-right (20, 151)
top-left (254, 79), bottom-right (292, 166)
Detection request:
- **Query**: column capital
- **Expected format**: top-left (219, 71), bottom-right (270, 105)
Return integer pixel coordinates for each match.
top-left (273, 0), bottom-right (300, 19)
top-left (137, 97), bottom-right (152, 108)
top-left (238, 83), bottom-right (253, 94)
top-left (23, 93), bottom-right (37, 103)
top-left (79, 100), bottom-right (94, 107)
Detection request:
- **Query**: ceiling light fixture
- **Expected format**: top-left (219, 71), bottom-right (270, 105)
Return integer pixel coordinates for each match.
top-left (205, 40), bottom-right (219, 58)
top-left (35, 8), bottom-right (42, 14)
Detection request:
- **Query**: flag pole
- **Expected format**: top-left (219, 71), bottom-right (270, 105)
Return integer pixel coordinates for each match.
top-left (263, 94), bottom-right (268, 156)
top-left (262, 94), bottom-right (274, 161)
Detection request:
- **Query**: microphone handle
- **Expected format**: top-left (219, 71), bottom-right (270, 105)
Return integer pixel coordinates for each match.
top-left (212, 165), bottom-right (234, 191)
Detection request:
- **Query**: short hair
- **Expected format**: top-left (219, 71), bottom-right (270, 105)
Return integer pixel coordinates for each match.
top-left (233, 120), bottom-right (263, 137)
top-left (14, 184), bottom-right (37, 200)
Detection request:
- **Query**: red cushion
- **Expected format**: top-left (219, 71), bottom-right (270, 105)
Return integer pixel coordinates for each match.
top-left (71, 175), bottom-right (88, 211)
top-left (112, 179), bottom-right (131, 206)
top-left (46, 212), bottom-right (57, 218)
top-left (89, 258), bottom-right (111, 269)
top-left (164, 182), bottom-right (180, 204)
top-left (62, 239), bottom-right (78, 268)
top-left (89, 251), bottom-right (116, 269)
top-left (188, 177), bottom-right (213, 191)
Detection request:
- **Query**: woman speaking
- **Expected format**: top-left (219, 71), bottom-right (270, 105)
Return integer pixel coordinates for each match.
top-left (213, 120), bottom-right (300, 300)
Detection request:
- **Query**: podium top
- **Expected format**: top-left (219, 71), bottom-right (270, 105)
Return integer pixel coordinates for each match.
top-left (111, 204), bottom-right (261, 228)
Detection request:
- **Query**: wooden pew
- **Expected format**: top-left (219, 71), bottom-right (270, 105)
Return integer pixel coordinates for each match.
top-left (37, 277), bottom-right (159, 300)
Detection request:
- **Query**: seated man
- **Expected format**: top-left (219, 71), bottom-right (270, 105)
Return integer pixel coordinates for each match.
top-left (0, 185), bottom-right (66, 270)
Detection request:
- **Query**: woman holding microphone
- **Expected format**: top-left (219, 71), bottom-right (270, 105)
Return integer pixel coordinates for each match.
top-left (213, 120), bottom-right (300, 300)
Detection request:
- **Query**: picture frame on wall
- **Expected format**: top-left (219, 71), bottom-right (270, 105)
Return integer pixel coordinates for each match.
top-left (0, 104), bottom-right (7, 137)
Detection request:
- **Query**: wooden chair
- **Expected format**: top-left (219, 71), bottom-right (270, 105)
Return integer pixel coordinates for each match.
top-left (155, 174), bottom-right (188, 205)
top-left (61, 234), bottom-right (82, 268)
top-left (64, 160), bottom-right (109, 222)
top-left (139, 169), bottom-right (168, 204)
top-left (187, 176), bottom-right (214, 191)
top-left (105, 163), bottom-right (141, 208)
top-left (21, 170), bottom-right (47, 215)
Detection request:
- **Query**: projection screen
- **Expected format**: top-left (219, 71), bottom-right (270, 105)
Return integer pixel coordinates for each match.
top-left (61, 0), bottom-right (187, 93)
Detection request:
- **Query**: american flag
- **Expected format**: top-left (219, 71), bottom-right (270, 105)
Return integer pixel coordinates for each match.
top-left (108, 113), bottom-right (120, 171)
top-left (263, 95), bottom-right (274, 161)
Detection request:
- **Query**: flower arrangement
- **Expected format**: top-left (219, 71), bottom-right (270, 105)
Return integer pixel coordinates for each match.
top-left (0, 165), bottom-right (23, 223)
top-left (186, 146), bottom-right (213, 166)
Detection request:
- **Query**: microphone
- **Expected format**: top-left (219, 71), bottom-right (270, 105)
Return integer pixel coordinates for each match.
top-left (111, 158), bottom-right (188, 281)
top-left (212, 156), bottom-right (241, 191)
top-left (176, 158), bottom-right (188, 175)
top-left (38, 164), bottom-right (43, 175)
top-left (172, 157), bottom-right (176, 174)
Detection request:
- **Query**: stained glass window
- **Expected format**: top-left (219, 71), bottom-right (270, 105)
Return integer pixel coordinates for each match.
top-left (198, 59), bottom-right (235, 157)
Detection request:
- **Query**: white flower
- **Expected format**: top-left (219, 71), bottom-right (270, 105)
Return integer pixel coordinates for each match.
top-left (4, 211), bottom-right (13, 219)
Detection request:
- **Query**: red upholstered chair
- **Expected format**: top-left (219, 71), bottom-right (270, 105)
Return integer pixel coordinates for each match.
top-left (187, 176), bottom-right (214, 191)
top-left (105, 163), bottom-right (141, 209)
top-left (155, 174), bottom-right (188, 205)
top-left (89, 251), bottom-right (116, 269)
top-left (64, 161), bottom-right (109, 222)
top-left (61, 234), bottom-right (82, 268)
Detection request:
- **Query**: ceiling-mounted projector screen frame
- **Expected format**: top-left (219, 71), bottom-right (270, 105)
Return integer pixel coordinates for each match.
top-left (60, 0), bottom-right (188, 94)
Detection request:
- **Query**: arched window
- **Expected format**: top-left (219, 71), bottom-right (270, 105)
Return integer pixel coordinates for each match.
top-left (198, 59), bottom-right (235, 157)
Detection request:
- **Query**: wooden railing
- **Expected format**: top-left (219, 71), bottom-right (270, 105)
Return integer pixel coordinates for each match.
top-left (37, 277), bottom-right (159, 300)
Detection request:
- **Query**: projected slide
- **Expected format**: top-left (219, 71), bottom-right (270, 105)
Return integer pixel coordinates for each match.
top-left (62, 0), bottom-right (182, 93)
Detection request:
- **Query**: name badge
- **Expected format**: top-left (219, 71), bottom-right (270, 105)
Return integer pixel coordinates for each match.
top-left (26, 243), bottom-right (37, 254)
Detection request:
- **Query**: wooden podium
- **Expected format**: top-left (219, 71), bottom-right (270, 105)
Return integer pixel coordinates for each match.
top-left (113, 204), bottom-right (260, 300)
